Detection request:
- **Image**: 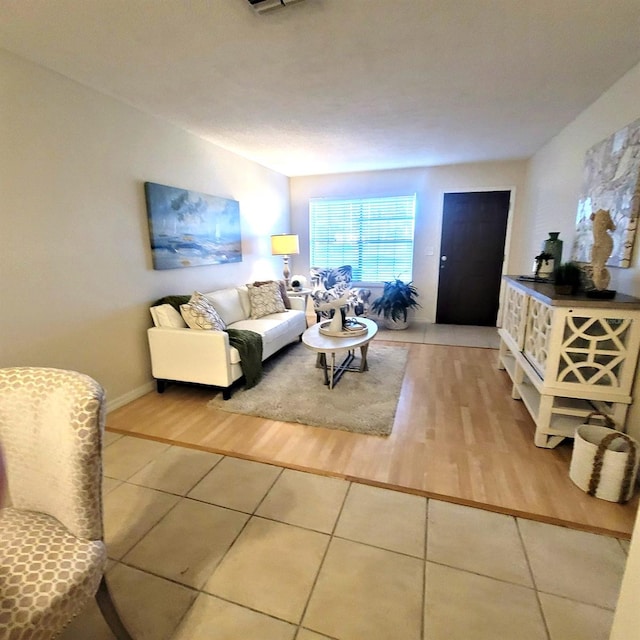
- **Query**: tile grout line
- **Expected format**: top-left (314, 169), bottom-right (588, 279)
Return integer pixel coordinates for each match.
top-left (173, 452), bottom-right (271, 636)
top-left (421, 497), bottom-right (429, 640)
top-left (109, 456), bottom-right (288, 639)
top-left (515, 516), bottom-right (552, 640)
top-left (195, 463), bottom-right (287, 595)
top-left (292, 479), bottom-right (354, 640)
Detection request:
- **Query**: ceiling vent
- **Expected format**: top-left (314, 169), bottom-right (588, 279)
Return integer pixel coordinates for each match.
top-left (248, 0), bottom-right (305, 13)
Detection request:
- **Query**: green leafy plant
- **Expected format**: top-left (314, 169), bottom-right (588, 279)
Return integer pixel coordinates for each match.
top-left (553, 261), bottom-right (582, 294)
top-left (370, 278), bottom-right (420, 323)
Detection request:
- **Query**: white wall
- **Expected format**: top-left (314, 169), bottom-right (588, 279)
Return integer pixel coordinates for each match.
top-left (0, 49), bottom-right (290, 408)
top-left (290, 161), bottom-right (529, 322)
top-left (517, 61), bottom-right (640, 292)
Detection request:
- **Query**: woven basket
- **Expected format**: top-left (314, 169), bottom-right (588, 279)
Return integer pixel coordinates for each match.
top-left (569, 413), bottom-right (639, 503)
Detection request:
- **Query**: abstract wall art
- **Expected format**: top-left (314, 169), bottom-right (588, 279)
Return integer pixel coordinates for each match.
top-left (571, 117), bottom-right (640, 268)
top-left (144, 182), bottom-right (242, 270)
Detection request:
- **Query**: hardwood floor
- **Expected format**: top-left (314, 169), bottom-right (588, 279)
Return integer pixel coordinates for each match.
top-left (107, 340), bottom-right (638, 538)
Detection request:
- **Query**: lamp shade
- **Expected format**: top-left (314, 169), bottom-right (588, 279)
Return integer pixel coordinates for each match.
top-left (271, 234), bottom-right (299, 256)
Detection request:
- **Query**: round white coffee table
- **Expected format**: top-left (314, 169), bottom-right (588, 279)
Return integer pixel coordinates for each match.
top-left (302, 317), bottom-right (378, 389)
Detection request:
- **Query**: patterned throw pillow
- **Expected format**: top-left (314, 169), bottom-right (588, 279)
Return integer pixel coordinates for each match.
top-left (252, 279), bottom-right (291, 309)
top-left (180, 291), bottom-right (226, 330)
top-left (247, 281), bottom-right (286, 319)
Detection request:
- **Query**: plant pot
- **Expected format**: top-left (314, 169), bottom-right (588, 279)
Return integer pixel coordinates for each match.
top-left (384, 317), bottom-right (409, 330)
top-left (553, 284), bottom-right (573, 295)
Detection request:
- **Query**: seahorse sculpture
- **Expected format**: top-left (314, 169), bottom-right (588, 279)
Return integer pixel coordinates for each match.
top-left (590, 208), bottom-right (615, 290)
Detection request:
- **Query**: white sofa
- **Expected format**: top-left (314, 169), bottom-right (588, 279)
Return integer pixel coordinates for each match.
top-left (148, 285), bottom-right (307, 399)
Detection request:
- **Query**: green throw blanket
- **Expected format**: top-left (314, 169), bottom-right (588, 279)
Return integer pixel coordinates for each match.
top-left (153, 295), bottom-right (264, 389)
top-left (225, 328), bottom-right (263, 388)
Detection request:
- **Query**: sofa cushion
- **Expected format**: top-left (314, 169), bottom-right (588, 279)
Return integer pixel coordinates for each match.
top-left (204, 288), bottom-right (247, 325)
top-left (180, 292), bottom-right (226, 331)
top-left (236, 286), bottom-right (251, 318)
top-left (150, 304), bottom-right (187, 328)
top-left (247, 282), bottom-right (286, 319)
top-left (230, 316), bottom-right (290, 345)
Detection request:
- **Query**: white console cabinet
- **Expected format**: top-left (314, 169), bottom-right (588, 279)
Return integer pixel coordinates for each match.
top-left (498, 277), bottom-right (640, 448)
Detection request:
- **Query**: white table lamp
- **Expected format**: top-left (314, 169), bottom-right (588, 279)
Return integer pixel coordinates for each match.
top-left (271, 234), bottom-right (300, 288)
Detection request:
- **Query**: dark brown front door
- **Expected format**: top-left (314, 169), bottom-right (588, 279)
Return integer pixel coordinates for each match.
top-left (436, 191), bottom-right (510, 326)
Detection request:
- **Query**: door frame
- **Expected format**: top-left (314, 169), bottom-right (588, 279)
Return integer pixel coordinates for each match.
top-left (436, 186), bottom-right (516, 327)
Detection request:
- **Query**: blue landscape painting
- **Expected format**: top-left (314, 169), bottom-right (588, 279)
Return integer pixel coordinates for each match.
top-left (144, 182), bottom-right (242, 270)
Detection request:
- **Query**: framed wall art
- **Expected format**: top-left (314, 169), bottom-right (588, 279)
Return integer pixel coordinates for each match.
top-left (144, 182), bottom-right (242, 270)
top-left (571, 117), bottom-right (640, 268)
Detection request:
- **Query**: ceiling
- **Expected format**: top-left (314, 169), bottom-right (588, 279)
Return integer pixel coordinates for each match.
top-left (1, 0), bottom-right (640, 177)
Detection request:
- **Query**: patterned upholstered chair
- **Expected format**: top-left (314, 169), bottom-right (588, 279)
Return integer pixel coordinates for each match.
top-left (0, 367), bottom-right (133, 640)
top-left (310, 265), bottom-right (371, 320)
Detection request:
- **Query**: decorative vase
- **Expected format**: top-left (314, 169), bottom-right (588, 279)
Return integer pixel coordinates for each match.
top-left (543, 232), bottom-right (563, 271)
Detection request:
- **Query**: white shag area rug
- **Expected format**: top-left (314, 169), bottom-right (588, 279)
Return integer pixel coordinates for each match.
top-left (208, 341), bottom-right (408, 436)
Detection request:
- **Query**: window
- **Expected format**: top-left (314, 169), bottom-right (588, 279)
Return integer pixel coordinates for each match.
top-left (309, 194), bottom-right (416, 282)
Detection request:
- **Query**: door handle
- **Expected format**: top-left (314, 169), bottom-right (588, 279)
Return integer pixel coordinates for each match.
top-left (440, 255), bottom-right (447, 269)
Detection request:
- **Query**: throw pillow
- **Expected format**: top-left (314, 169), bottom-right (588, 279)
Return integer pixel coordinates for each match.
top-left (180, 291), bottom-right (226, 330)
top-left (247, 281), bottom-right (286, 319)
top-left (151, 303), bottom-right (187, 328)
top-left (252, 279), bottom-right (291, 309)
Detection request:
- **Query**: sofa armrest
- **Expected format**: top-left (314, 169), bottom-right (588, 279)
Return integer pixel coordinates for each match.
top-left (147, 326), bottom-right (240, 387)
top-left (288, 296), bottom-right (306, 312)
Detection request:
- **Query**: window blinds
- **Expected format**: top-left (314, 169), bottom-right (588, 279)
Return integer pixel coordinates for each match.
top-left (309, 194), bottom-right (416, 282)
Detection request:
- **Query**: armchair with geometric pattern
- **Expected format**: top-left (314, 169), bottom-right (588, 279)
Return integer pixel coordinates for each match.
top-left (0, 367), bottom-right (133, 640)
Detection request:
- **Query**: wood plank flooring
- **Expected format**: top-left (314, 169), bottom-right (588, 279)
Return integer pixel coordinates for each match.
top-left (107, 341), bottom-right (638, 538)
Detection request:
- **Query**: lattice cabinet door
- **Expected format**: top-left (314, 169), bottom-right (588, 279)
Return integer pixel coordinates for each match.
top-left (502, 282), bottom-right (529, 349)
top-left (546, 309), bottom-right (640, 400)
top-left (523, 297), bottom-right (555, 379)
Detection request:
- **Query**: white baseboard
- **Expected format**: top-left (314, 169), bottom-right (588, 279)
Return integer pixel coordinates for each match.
top-left (106, 381), bottom-right (155, 413)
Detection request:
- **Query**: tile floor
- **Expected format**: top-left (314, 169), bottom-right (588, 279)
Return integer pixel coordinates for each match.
top-left (60, 432), bottom-right (629, 640)
top-left (375, 320), bottom-right (500, 349)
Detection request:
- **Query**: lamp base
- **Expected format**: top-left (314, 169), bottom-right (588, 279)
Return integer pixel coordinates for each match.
top-left (281, 255), bottom-right (291, 288)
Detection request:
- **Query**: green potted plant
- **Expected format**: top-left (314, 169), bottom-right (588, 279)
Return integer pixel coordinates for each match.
top-left (553, 261), bottom-right (582, 295)
top-left (370, 278), bottom-right (420, 330)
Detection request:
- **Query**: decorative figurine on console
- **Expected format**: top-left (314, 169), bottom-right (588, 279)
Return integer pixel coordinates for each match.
top-left (586, 208), bottom-right (616, 298)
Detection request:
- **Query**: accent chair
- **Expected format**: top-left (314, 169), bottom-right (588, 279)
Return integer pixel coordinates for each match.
top-left (0, 367), bottom-right (133, 640)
